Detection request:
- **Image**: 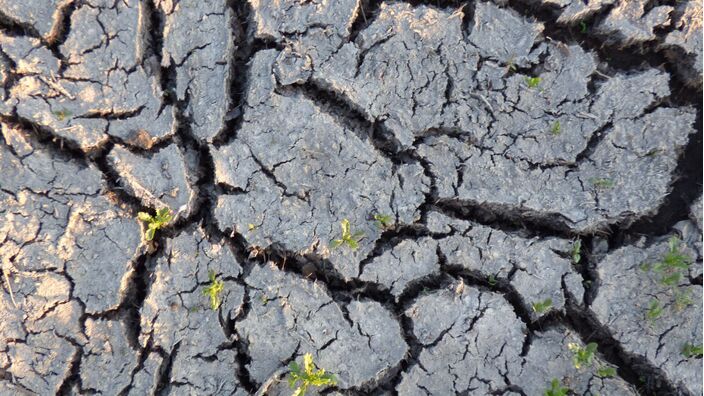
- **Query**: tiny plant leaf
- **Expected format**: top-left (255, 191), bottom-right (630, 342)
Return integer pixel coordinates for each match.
top-left (525, 76), bottom-right (541, 88)
top-left (137, 207), bottom-right (172, 241)
top-left (505, 56), bottom-right (517, 73)
top-left (571, 239), bottom-right (582, 264)
top-left (154, 207), bottom-right (172, 222)
top-left (329, 239), bottom-right (343, 249)
top-left (568, 342), bottom-right (597, 369)
top-left (645, 148), bottom-right (661, 157)
top-left (646, 299), bottom-right (663, 321)
top-left (590, 178), bottom-right (614, 190)
top-left (550, 121), bottom-right (561, 135)
top-left (649, 236), bottom-right (691, 287)
top-left (681, 343), bottom-right (703, 358)
top-left (145, 227), bottom-right (156, 241)
top-left (137, 212), bottom-right (153, 222)
top-left (373, 213), bottom-right (393, 229)
top-left (674, 289), bottom-right (693, 311)
top-left (544, 378), bottom-right (569, 396)
top-left (596, 366), bottom-right (617, 378)
top-left (531, 298), bottom-right (553, 314)
top-left (660, 272), bottom-right (682, 286)
top-left (638, 237), bottom-right (693, 318)
top-left (330, 219), bottom-right (365, 251)
top-left (52, 109), bottom-right (72, 121)
top-left (202, 270), bottom-right (224, 310)
top-left (579, 21), bottom-right (588, 34)
top-left (289, 353), bottom-right (337, 396)
top-left (488, 274), bottom-right (497, 286)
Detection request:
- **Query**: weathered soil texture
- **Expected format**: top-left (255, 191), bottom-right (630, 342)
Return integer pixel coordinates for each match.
top-left (0, 0), bottom-right (702, 395)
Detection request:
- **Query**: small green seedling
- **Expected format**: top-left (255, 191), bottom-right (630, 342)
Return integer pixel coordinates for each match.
top-left (644, 148), bottom-right (661, 157)
top-left (505, 56), bottom-right (517, 74)
top-left (674, 289), bottom-right (693, 311)
top-left (596, 366), bottom-right (617, 378)
top-left (330, 219), bottom-right (364, 250)
top-left (137, 207), bottom-right (173, 241)
top-left (289, 353), bottom-right (337, 396)
top-left (544, 378), bottom-right (569, 396)
top-left (660, 272), bottom-right (681, 286)
top-left (639, 237), bottom-right (693, 319)
top-left (532, 298), bottom-right (553, 314)
top-left (571, 240), bottom-right (582, 264)
top-left (202, 270), bottom-right (224, 310)
top-left (52, 109), bottom-right (72, 121)
top-left (567, 342), bottom-right (617, 379)
top-left (550, 121), bottom-right (561, 135)
top-left (373, 213), bottom-right (393, 229)
top-left (681, 343), bottom-right (703, 358)
top-left (650, 237), bottom-right (691, 286)
top-left (590, 178), bottom-right (614, 190)
top-left (568, 342), bottom-right (597, 369)
top-left (646, 299), bottom-right (663, 321)
top-left (525, 76), bottom-right (542, 88)
top-left (579, 21), bottom-right (588, 34)
top-left (488, 274), bottom-right (497, 286)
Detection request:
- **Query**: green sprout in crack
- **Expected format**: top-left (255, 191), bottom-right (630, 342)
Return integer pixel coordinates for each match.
top-left (525, 76), bottom-right (542, 89)
top-left (590, 177), bottom-right (615, 190)
top-left (488, 274), bottom-right (498, 286)
top-left (650, 236), bottom-right (691, 286)
top-left (681, 343), bottom-right (703, 359)
top-left (568, 342), bottom-right (618, 379)
top-left (330, 219), bottom-right (364, 251)
top-left (137, 207), bottom-right (173, 241)
top-left (550, 121), bottom-right (561, 136)
top-left (568, 342), bottom-right (597, 370)
top-left (596, 366), bottom-right (617, 378)
top-left (531, 298), bottom-right (553, 314)
top-left (659, 270), bottom-right (685, 286)
top-left (571, 239), bottom-right (582, 264)
top-left (505, 55), bottom-right (517, 74)
top-left (646, 299), bottom-right (663, 321)
top-left (544, 378), bottom-right (569, 396)
top-left (288, 353), bottom-right (337, 396)
top-left (579, 21), bottom-right (588, 34)
top-left (639, 237), bottom-right (694, 320)
top-left (52, 108), bottom-right (72, 121)
top-left (373, 213), bottom-right (393, 230)
top-left (674, 289), bottom-right (693, 311)
top-left (202, 270), bottom-right (224, 310)
top-left (644, 148), bottom-right (661, 157)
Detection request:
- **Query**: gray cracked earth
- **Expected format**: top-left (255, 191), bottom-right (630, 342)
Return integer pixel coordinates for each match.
top-left (0, 0), bottom-right (702, 395)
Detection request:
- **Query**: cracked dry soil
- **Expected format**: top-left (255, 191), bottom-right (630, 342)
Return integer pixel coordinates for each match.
top-left (0, 0), bottom-right (702, 395)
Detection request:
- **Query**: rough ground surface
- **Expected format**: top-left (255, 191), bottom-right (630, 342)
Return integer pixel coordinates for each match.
top-left (0, 0), bottom-right (701, 395)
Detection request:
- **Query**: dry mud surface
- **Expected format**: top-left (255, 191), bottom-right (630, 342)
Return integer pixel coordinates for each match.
top-left (0, 0), bottom-right (702, 395)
